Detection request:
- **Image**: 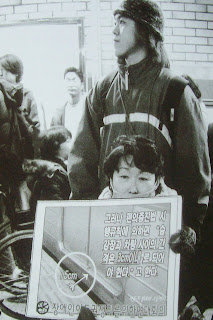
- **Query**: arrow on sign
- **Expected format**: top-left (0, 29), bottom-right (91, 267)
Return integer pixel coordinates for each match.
top-left (68, 273), bottom-right (88, 292)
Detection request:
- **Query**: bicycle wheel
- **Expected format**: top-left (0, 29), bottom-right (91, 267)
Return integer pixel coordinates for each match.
top-left (0, 218), bottom-right (11, 238)
top-left (0, 229), bottom-right (33, 297)
top-left (0, 191), bottom-right (12, 241)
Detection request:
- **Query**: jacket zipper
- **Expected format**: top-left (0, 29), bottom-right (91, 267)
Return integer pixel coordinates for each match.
top-left (125, 69), bottom-right (129, 91)
top-left (118, 71), bottom-right (135, 135)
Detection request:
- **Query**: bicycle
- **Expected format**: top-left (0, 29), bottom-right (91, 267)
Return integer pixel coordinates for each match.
top-left (0, 189), bottom-right (34, 300)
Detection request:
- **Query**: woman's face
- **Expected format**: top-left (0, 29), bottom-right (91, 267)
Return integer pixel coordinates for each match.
top-left (111, 155), bottom-right (158, 198)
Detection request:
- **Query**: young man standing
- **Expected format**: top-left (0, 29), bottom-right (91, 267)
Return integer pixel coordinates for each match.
top-left (68, 1), bottom-right (210, 315)
top-left (51, 67), bottom-right (85, 139)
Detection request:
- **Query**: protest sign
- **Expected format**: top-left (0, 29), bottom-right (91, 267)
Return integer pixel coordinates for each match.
top-left (26, 197), bottom-right (181, 319)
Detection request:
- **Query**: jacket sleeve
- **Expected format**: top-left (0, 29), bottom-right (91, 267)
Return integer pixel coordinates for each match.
top-left (39, 172), bottom-right (70, 201)
top-left (27, 95), bottom-right (40, 131)
top-left (208, 123), bottom-right (213, 171)
top-left (67, 83), bottom-right (104, 200)
top-left (21, 90), bottom-right (40, 132)
top-left (174, 86), bottom-right (211, 240)
top-left (0, 91), bottom-right (10, 146)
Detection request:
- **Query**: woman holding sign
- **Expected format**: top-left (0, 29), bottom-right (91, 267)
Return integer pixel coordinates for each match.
top-left (98, 135), bottom-right (202, 320)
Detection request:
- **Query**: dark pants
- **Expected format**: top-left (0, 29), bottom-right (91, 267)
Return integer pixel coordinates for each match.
top-left (194, 203), bottom-right (213, 311)
top-left (178, 256), bottom-right (196, 313)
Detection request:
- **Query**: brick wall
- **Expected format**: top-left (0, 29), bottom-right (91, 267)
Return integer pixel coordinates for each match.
top-left (160, 1), bottom-right (213, 86)
top-left (0, 0), bottom-right (212, 96)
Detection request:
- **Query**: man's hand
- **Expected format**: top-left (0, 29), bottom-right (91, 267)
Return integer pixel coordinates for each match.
top-left (169, 226), bottom-right (196, 257)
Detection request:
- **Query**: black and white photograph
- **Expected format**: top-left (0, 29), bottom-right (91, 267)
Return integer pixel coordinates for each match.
top-left (0, 0), bottom-right (213, 319)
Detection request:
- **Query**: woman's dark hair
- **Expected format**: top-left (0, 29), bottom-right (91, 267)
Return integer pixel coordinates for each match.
top-left (64, 67), bottom-right (83, 83)
top-left (39, 126), bottom-right (72, 161)
top-left (135, 23), bottom-right (170, 68)
top-left (0, 54), bottom-right (24, 82)
top-left (104, 135), bottom-right (164, 180)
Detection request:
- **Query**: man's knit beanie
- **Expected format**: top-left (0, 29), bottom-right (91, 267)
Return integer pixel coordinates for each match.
top-left (114, 0), bottom-right (164, 41)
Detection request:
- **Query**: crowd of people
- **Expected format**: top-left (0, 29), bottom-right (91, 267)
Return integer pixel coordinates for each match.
top-left (0, 0), bottom-right (212, 319)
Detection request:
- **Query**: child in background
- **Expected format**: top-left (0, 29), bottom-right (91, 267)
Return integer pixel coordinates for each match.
top-left (39, 125), bottom-right (72, 170)
top-left (4, 126), bottom-right (72, 297)
top-left (22, 126), bottom-right (72, 214)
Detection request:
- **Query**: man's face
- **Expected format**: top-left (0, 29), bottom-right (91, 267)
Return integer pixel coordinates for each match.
top-left (113, 15), bottom-right (139, 59)
top-left (64, 72), bottom-right (82, 97)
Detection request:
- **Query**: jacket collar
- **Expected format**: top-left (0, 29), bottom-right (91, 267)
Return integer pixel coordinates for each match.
top-left (118, 57), bottom-right (162, 86)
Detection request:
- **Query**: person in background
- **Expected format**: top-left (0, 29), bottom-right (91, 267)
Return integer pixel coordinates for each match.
top-left (0, 53), bottom-right (35, 216)
top-left (68, 0), bottom-right (210, 318)
top-left (0, 54), bottom-right (31, 280)
top-left (0, 126), bottom-right (72, 295)
top-left (179, 75), bottom-right (212, 316)
top-left (51, 67), bottom-right (85, 140)
top-left (0, 54), bottom-right (40, 158)
top-left (189, 123), bottom-right (213, 315)
top-left (179, 77), bottom-right (212, 318)
top-left (22, 126), bottom-right (72, 215)
top-left (0, 54), bottom-right (25, 182)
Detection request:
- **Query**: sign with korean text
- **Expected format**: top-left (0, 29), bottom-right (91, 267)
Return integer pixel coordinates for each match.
top-left (27, 197), bottom-right (181, 319)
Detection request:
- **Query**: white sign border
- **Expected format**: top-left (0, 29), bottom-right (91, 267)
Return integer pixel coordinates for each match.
top-left (27, 196), bottom-right (182, 320)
